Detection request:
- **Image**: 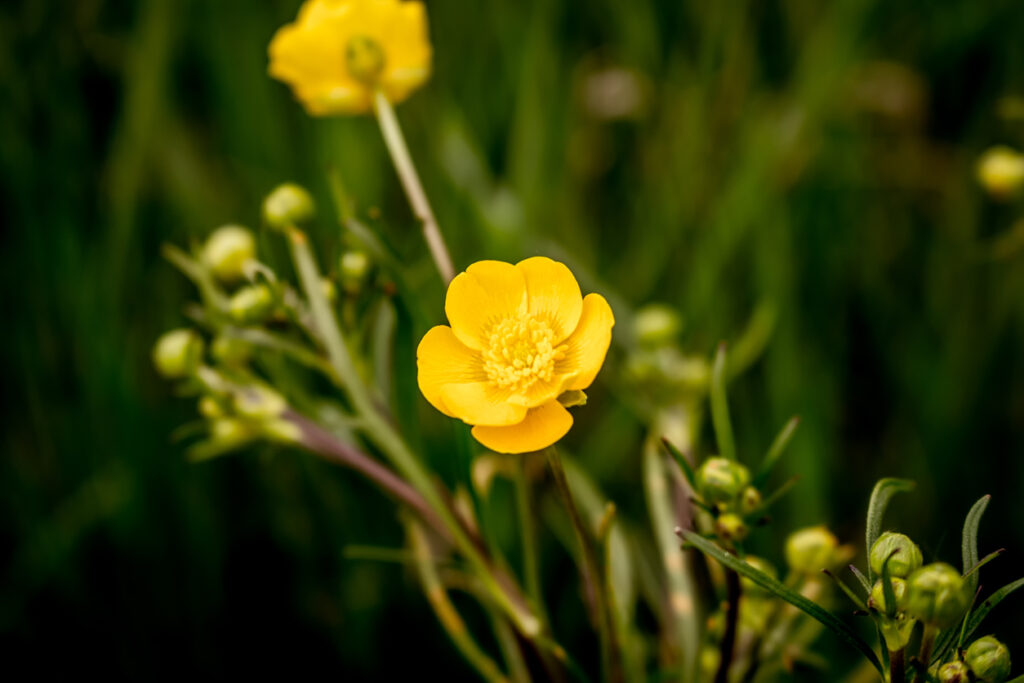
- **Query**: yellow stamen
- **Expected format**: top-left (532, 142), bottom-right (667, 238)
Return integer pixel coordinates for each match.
top-left (482, 316), bottom-right (566, 392)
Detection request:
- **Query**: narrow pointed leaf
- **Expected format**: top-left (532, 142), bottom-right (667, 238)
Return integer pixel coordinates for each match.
top-left (661, 437), bottom-right (696, 489)
top-left (964, 549), bottom-right (1005, 580)
top-left (865, 478), bottom-right (915, 582)
top-left (932, 577), bottom-right (1024, 666)
top-left (962, 495), bottom-right (991, 594)
top-left (880, 551), bottom-right (898, 619)
top-left (823, 569), bottom-right (867, 610)
top-left (849, 565), bottom-right (871, 594)
top-left (754, 416), bottom-right (800, 487)
top-left (677, 528), bottom-right (884, 675)
top-left (710, 343), bottom-right (736, 461)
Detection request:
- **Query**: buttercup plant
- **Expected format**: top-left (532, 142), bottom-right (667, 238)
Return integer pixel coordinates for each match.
top-left (151, 2), bottom-right (1024, 681)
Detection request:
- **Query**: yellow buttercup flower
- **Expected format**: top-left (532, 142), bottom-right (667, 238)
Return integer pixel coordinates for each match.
top-left (268, 0), bottom-right (432, 116)
top-left (417, 258), bottom-right (615, 454)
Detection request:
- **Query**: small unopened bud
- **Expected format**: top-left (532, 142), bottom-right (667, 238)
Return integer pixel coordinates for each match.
top-left (740, 486), bottom-right (762, 514)
top-left (870, 531), bottom-right (923, 578)
top-left (339, 250), bottom-right (371, 293)
top-left (264, 183), bottom-right (315, 229)
top-left (740, 556), bottom-right (778, 598)
top-left (203, 225), bottom-right (256, 283)
top-left (868, 577), bottom-right (908, 614)
top-left (938, 661), bottom-right (970, 683)
top-left (210, 418), bottom-right (252, 447)
top-left (966, 636), bottom-right (1012, 682)
top-left (905, 562), bottom-right (969, 628)
top-left (233, 385), bottom-right (287, 420)
top-left (153, 329), bottom-right (204, 378)
top-left (785, 525), bottom-right (839, 574)
top-left (695, 457), bottom-right (751, 505)
top-left (634, 304), bottom-right (682, 348)
top-left (229, 284), bottom-right (275, 324)
top-left (211, 336), bottom-right (250, 367)
top-left (977, 146), bottom-right (1024, 200)
top-left (714, 513), bottom-right (748, 543)
top-left (345, 35), bottom-right (386, 83)
top-left (198, 396), bottom-right (226, 419)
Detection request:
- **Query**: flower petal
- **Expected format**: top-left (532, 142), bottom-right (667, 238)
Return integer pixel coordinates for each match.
top-left (416, 326), bottom-right (485, 418)
top-left (440, 383), bottom-right (527, 427)
top-left (471, 400), bottom-right (574, 454)
top-left (517, 256), bottom-right (583, 342)
top-left (445, 261), bottom-right (527, 350)
top-left (559, 293), bottom-right (615, 391)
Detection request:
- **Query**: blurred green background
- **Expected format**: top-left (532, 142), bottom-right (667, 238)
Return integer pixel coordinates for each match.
top-left (4, 0), bottom-right (1024, 678)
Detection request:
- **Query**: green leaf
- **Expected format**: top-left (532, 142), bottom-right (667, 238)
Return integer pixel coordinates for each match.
top-left (880, 550), bottom-right (898, 619)
top-left (865, 478), bottom-right (915, 582)
top-left (849, 564), bottom-right (871, 594)
top-left (964, 548), bottom-right (1005, 580)
top-left (753, 416), bottom-right (800, 487)
top-left (822, 569), bottom-right (867, 610)
top-left (661, 437), bottom-right (696, 489)
top-left (962, 495), bottom-right (991, 594)
top-left (677, 528), bottom-right (884, 676)
top-left (710, 343), bottom-right (737, 461)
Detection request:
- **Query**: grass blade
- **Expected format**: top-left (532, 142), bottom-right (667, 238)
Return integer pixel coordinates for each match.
top-left (710, 343), bottom-right (737, 461)
top-left (849, 564), bottom-right (871, 594)
top-left (865, 478), bottom-right (915, 582)
top-left (962, 495), bottom-right (991, 594)
top-left (753, 416), bottom-right (800, 487)
top-left (677, 528), bottom-right (884, 676)
top-left (661, 437), bottom-right (696, 489)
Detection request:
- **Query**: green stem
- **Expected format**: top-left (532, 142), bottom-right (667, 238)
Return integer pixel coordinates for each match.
top-left (516, 456), bottom-right (546, 624)
top-left (913, 626), bottom-right (937, 683)
top-left (287, 226), bottom-right (539, 638)
top-left (545, 446), bottom-right (623, 683)
top-left (373, 90), bottom-right (456, 284)
top-left (409, 521), bottom-right (510, 683)
top-left (715, 568), bottom-right (742, 683)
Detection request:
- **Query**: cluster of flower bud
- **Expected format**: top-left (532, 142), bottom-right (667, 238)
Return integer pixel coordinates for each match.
top-left (938, 635), bottom-right (1012, 682)
top-left (693, 457), bottom-right (764, 544)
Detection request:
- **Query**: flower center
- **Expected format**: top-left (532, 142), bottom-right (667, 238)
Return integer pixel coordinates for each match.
top-left (482, 316), bottom-right (566, 393)
top-left (345, 35), bottom-right (386, 84)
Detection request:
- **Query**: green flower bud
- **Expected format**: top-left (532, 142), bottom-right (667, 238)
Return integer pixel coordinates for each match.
top-left (339, 249), bottom-right (371, 293)
top-left (210, 418), bottom-right (253, 447)
top-left (695, 457), bottom-right (750, 505)
top-left (868, 577), bottom-right (908, 614)
top-left (740, 486), bottom-right (762, 515)
top-left (153, 328), bottom-right (204, 378)
top-left (870, 531), bottom-right (923, 578)
top-left (198, 396), bottom-right (226, 419)
top-left (260, 418), bottom-right (302, 445)
top-left (977, 146), bottom-right (1024, 200)
top-left (740, 556), bottom-right (778, 598)
top-left (714, 513), bottom-right (748, 543)
top-left (633, 304), bottom-right (682, 348)
top-left (264, 183), bottom-right (315, 229)
top-left (203, 225), bottom-right (255, 283)
top-left (211, 336), bottom-right (249, 367)
top-left (229, 284), bottom-right (275, 324)
top-left (785, 525), bottom-right (839, 574)
top-left (232, 385), bottom-right (287, 420)
top-left (938, 661), bottom-right (970, 683)
top-left (966, 636), bottom-right (1012, 682)
top-left (905, 563), bottom-right (970, 628)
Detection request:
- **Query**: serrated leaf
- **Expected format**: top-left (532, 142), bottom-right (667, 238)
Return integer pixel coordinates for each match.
top-left (753, 416), bottom-right (800, 487)
top-left (710, 343), bottom-right (737, 461)
top-left (962, 495), bottom-right (991, 594)
top-left (865, 478), bottom-right (915, 582)
top-left (677, 528), bottom-right (884, 676)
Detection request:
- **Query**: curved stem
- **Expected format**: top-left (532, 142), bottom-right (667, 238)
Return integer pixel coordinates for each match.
top-left (545, 446), bottom-right (623, 683)
top-left (373, 90), bottom-right (456, 284)
top-left (409, 521), bottom-right (510, 683)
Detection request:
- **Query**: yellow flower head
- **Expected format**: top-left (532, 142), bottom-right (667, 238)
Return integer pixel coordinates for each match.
top-left (417, 258), bottom-right (615, 454)
top-left (268, 0), bottom-right (432, 116)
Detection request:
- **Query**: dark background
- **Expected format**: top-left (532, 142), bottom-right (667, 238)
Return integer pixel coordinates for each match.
top-left (3, 0), bottom-right (1024, 679)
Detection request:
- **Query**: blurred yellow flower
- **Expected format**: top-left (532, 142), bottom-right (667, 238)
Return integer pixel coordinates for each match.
top-left (268, 0), bottom-right (432, 116)
top-left (977, 145), bottom-right (1024, 200)
top-left (417, 258), bottom-right (614, 454)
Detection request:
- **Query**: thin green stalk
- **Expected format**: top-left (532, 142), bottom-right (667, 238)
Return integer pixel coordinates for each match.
top-left (516, 456), bottom-right (547, 626)
top-left (545, 446), bottom-right (623, 683)
top-left (373, 90), bottom-right (455, 284)
top-left (715, 568), bottom-right (742, 683)
top-left (409, 521), bottom-right (510, 683)
top-left (286, 226), bottom-right (539, 638)
top-left (913, 626), bottom-right (937, 683)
